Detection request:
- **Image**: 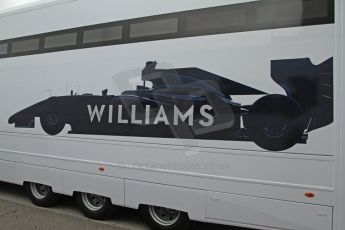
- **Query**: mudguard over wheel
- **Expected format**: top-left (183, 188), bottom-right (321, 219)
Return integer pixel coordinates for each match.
top-left (25, 182), bottom-right (60, 207)
top-left (245, 94), bottom-right (306, 151)
top-left (40, 113), bottom-right (65, 135)
top-left (140, 205), bottom-right (191, 230)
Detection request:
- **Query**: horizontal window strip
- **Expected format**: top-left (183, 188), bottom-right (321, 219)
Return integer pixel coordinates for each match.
top-left (11, 38), bottom-right (39, 53)
top-left (83, 25), bottom-right (123, 44)
top-left (0, 43), bottom-right (7, 55)
top-left (186, 8), bottom-right (246, 32)
top-left (256, 0), bottom-right (330, 25)
top-left (0, 0), bottom-right (334, 59)
top-left (44, 32), bottom-right (77, 49)
top-left (130, 18), bottom-right (178, 38)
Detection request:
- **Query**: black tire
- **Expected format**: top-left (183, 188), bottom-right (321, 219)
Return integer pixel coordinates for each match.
top-left (40, 113), bottom-right (65, 135)
top-left (140, 205), bottom-right (191, 230)
top-left (25, 182), bottom-right (60, 207)
top-left (245, 94), bottom-right (306, 151)
top-left (76, 192), bottom-right (115, 220)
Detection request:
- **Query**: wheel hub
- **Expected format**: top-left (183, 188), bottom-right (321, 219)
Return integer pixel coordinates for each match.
top-left (46, 114), bottom-right (60, 125)
top-left (263, 118), bottom-right (288, 138)
top-left (148, 206), bottom-right (180, 226)
top-left (81, 193), bottom-right (106, 211)
top-left (30, 183), bottom-right (50, 199)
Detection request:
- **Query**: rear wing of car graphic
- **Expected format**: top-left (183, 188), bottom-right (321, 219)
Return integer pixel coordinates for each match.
top-left (271, 57), bottom-right (333, 131)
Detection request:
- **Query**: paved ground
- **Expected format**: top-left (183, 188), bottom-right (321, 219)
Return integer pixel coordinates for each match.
top-left (0, 199), bottom-right (130, 230)
top-left (0, 181), bottom-right (252, 230)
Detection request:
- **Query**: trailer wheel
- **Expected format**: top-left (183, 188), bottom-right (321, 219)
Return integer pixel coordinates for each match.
top-left (140, 205), bottom-right (191, 230)
top-left (40, 113), bottom-right (65, 135)
top-left (76, 192), bottom-right (115, 220)
top-left (246, 94), bottom-right (306, 151)
top-left (25, 182), bottom-right (59, 207)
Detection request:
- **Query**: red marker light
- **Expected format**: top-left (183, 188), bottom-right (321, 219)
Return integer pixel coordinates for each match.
top-left (305, 192), bottom-right (315, 198)
top-left (99, 166), bottom-right (105, 172)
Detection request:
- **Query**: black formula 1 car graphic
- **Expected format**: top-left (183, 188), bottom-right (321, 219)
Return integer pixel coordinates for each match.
top-left (9, 58), bottom-right (333, 151)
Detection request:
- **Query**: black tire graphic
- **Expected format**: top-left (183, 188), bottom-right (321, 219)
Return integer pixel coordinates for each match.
top-left (246, 94), bottom-right (306, 151)
top-left (40, 113), bottom-right (65, 135)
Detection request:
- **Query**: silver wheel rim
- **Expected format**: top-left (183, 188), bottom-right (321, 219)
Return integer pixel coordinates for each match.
top-left (30, 183), bottom-right (50, 199)
top-left (81, 193), bottom-right (106, 211)
top-left (148, 206), bottom-right (181, 226)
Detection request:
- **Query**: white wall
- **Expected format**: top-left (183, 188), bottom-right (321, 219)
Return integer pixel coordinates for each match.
top-left (0, 0), bottom-right (40, 10)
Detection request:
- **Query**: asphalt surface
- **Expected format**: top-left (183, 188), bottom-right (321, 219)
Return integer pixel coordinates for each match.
top-left (0, 181), bottom-right (252, 230)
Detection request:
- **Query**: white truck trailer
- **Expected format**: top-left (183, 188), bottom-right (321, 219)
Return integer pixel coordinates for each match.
top-left (0, 0), bottom-right (344, 229)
